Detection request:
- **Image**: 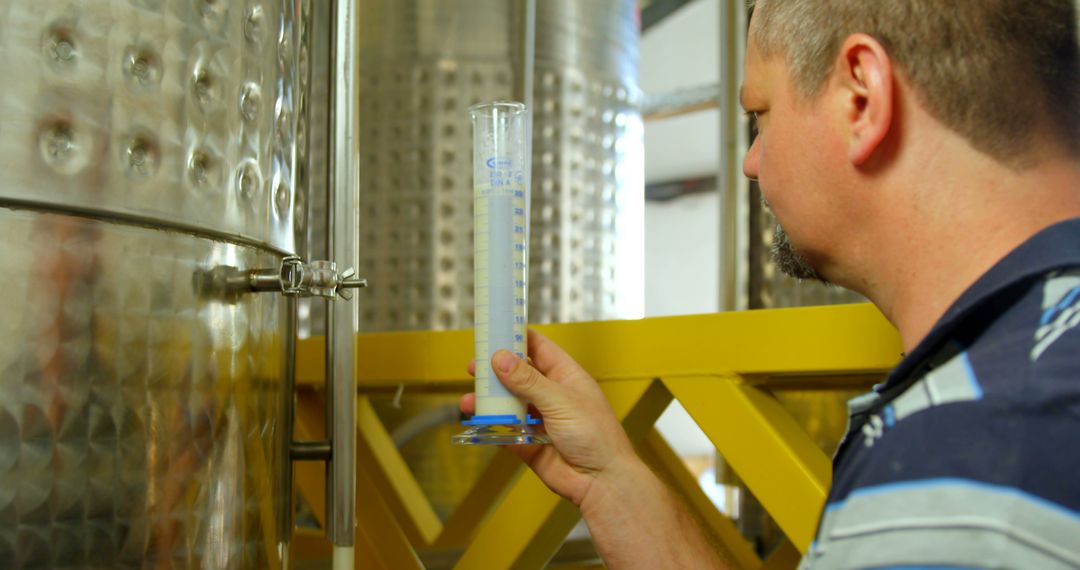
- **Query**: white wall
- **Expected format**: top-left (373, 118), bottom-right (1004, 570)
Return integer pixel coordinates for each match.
top-left (644, 191), bottom-right (719, 317)
top-left (642, 0), bottom-right (720, 320)
top-left (641, 0), bottom-right (719, 185)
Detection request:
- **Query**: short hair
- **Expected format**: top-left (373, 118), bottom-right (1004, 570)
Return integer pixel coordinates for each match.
top-left (750, 0), bottom-right (1080, 166)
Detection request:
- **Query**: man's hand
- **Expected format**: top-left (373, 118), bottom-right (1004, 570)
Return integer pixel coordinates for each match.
top-left (460, 329), bottom-right (726, 568)
top-left (459, 329), bottom-right (638, 508)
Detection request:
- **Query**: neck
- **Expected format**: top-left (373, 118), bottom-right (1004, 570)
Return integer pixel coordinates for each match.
top-left (849, 145), bottom-right (1080, 353)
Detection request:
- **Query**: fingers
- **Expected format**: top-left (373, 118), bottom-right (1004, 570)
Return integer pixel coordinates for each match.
top-left (501, 442), bottom-right (546, 472)
top-left (463, 330), bottom-right (588, 418)
top-left (461, 359), bottom-right (478, 414)
top-left (491, 349), bottom-right (565, 411)
top-left (526, 329), bottom-right (588, 382)
top-left (459, 392), bottom-right (476, 415)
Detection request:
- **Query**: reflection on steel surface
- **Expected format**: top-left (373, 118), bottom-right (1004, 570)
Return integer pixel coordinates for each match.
top-left (0, 0), bottom-right (305, 567)
top-left (0, 209), bottom-right (288, 568)
top-left (296, 0), bottom-right (332, 340)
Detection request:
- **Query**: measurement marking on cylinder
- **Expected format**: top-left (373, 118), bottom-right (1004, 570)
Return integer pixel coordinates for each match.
top-left (453, 101), bottom-right (548, 445)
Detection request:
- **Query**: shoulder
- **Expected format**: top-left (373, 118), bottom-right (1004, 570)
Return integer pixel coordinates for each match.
top-left (808, 269), bottom-right (1080, 568)
top-left (810, 393), bottom-right (1080, 569)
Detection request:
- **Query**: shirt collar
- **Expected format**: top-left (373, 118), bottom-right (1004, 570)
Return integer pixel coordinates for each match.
top-left (884, 217), bottom-right (1080, 387)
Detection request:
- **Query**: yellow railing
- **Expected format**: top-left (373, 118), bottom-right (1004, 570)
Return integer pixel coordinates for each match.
top-left (292, 303), bottom-right (902, 569)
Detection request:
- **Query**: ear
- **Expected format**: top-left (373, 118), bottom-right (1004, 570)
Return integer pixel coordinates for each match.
top-left (835, 33), bottom-right (894, 166)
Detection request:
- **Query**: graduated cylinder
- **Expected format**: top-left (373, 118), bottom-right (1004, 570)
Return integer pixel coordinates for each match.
top-left (454, 102), bottom-right (549, 445)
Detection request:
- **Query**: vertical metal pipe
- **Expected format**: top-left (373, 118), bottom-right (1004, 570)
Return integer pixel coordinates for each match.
top-left (718, 0), bottom-right (749, 312)
top-left (523, 0), bottom-right (536, 112)
top-left (279, 294), bottom-right (298, 562)
top-left (327, 0), bottom-right (359, 558)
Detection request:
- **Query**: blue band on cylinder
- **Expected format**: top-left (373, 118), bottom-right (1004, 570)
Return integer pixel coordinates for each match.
top-left (462, 414), bottom-right (522, 426)
top-left (461, 414), bottom-right (544, 426)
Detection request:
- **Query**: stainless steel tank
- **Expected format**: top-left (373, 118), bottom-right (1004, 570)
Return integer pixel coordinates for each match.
top-left (357, 0), bottom-right (644, 332)
top-left (0, 0), bottom-right (310, 567)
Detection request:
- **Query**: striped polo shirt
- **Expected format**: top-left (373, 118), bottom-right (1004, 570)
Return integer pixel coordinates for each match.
top-left (800, 218), bottom-right (1080, 569)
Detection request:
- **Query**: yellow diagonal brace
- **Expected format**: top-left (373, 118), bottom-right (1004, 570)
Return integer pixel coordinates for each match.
top-left (355, 526), bottom-right (385, 570)
top-left (356, 456), bottom-right (425, 570)
top-left (637, 429), bottom-right (761, 570)
top-left (356, 395), bottom-right (443, 547)
top-left (665, 375), bottom-right (830, 554)
top-left (761, 539), bottom-right (802, 570)
top-left (295, 304), bottom-right (901, 388)
top-left (433, 450), bottom-right (524, 549)
top-left (454, 379), bottom-right (672, 570)
top-left (292, 394), bottom-right (425, 568)
top-left (292, 527), bottom-right (331, 562)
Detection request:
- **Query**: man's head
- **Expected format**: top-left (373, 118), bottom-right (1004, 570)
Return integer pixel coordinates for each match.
top-left (750, 0), bottom-right (1079, 164)
top-left (743, 0), bottom-right (1080, 282)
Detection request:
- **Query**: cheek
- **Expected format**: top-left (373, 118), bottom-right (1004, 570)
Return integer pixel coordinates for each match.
top-left (755, 129), bottom-right (798, 205)
top-left (758, 125), bottom-right (837, 236)
top-left (760, 117), bottom-right (838, 202)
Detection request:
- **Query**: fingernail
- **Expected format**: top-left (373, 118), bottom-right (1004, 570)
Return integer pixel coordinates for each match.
top-left (494, 350), bottom-right (517, 373)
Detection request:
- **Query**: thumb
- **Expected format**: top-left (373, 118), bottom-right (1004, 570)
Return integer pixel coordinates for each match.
top-left (491, 350), bottom-right (563, 411)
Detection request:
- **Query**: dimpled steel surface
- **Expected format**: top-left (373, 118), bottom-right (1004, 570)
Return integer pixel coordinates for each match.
top-left (0, 0), bottom-right (302, 567)
top-left (0, 208), bottom-right (289, 569)
top-left (0, 0), bottom-right (299, 253)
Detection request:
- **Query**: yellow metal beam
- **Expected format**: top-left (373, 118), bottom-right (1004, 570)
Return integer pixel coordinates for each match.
top-left (665, 375), bottom-right (830, 553)
top-left (291, 528), bottom-right (331, 563)
top-left (637, 429), bottom-right (762, 570)
top-left (356, 455), bottom-right (426, 569)
top-left (296, 304), bottom-right (900, 388)
top-left (761, 539), bottom-right (803, 570)
top-left (452, 468), bottom-right (579, 570)
top-left (355, 526), bottom-right (386, 570)
top-left (293, 391), bottom-right (427, 567)
top-left (290, 305), bottom-right (900, 566)
top-left (433, 450), bottom-right (524, 549)
top-left (453, 379), bottom-right (672, 569)
top-left (355, 396), bottom-right (444, 547)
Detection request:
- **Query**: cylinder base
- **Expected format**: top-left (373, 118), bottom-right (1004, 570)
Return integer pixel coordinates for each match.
top-left (452, 422), bottom-right (552, 446)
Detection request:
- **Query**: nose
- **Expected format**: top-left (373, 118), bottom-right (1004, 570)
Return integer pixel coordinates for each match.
top-left (743, 136), bottom-right (760, 181)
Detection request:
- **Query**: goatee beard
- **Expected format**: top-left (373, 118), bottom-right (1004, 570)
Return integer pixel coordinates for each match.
top-left (771, 223), bottom-right (829, 284)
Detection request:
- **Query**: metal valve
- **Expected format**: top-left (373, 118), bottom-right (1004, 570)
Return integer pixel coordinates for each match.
top-left (336, 267), bottom-right (366, 300)
top-left (196, 255), bottom-right (367, 301)
top-left (302, 259), bottom-right (367, 299)
top-left (254, 255), bottom-right (367, 299)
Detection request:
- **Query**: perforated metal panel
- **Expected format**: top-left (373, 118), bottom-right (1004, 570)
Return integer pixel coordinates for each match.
top-left (0, 0), bottom-right (299, 253)
top-left (357, 0), bottom-right (643, 332)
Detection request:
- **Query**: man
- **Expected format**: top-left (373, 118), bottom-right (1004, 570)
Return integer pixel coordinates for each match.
top-left (462, 0), bottom-right (1080, 567)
